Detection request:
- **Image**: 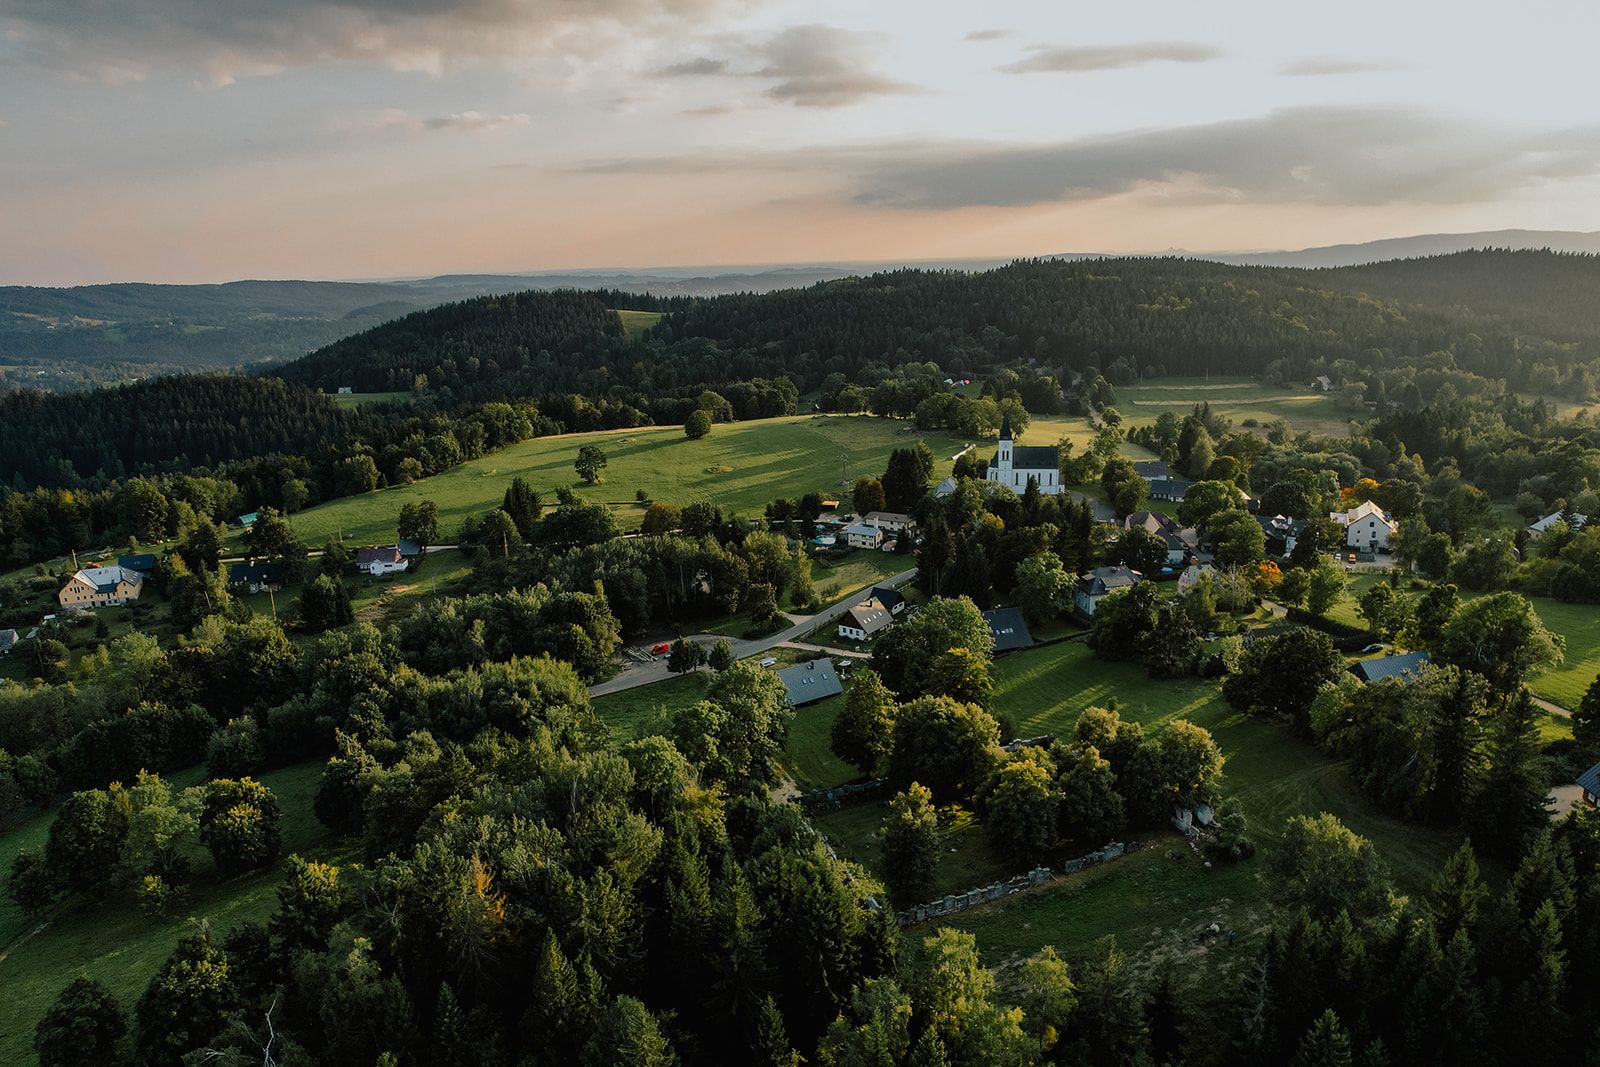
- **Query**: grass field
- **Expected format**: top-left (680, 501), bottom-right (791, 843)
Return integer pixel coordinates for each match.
top-left (284, 414), bottom-right (972, 546)
top-left (615, 310), bottom-right (663, 339)
top-left (330, 390), bottom-right (410, 409)
top-left (1114, 377), bottom-right (1355, 438)
top-left (0, 760), bottom-right (343, 1064)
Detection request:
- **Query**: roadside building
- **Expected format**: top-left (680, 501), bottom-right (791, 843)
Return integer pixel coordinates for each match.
top-left (1329, 500), bottom-right (1398, 551)
top-left (356, 546), bottom-right (410, 576)
top-left (838, 597), bottom-right (893, 641)
top-left (57, 565), bottom-right (143, 609)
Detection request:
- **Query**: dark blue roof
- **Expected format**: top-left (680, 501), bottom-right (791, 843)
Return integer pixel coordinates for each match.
top-left (1578, 760), bottom-right (1600, 797)
top-left (228, 562), bottom-right (282, 585)
top-left (991, 445), bottom-right (1062, 470)
top-left (776, 658), bottom-right (843, 706)
top-left (1349, 651), bottom-right (1431, 683)
top-left (982, 607), bottom-right (1035, 653)
top-left (119, 553), bottom-right (157, 572)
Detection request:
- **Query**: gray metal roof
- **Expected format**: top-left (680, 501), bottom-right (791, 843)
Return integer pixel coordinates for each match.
top-left (982, 607), bottom-right (1035, 653)
top-left (1348, 651), bottom-right (1431, 683)
top-left (776, 657), bottom-right (843, 706)
top-left (1577, 760), bottom-right (1600, 797)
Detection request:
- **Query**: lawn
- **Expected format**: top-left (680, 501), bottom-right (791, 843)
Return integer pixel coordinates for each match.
top-left (1114, 377), bottom-right (1356, 438)
top-left (0, 760), bottom-right (344, 1064)
top-left (284, 415), bottom-right (973, 546)
top-left (615, 310), bottom-right (663, 339)
top-left (592, 673), bottom-right (711, 740)
top-left (330, 390), bottom-right (410, 409)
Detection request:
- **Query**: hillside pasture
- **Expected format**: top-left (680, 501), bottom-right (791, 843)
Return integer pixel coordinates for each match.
top-left (615, 309), bottom-right (663, 338)
top-left (1114, 377), bottom-right (1355, 438)
top-left (285, 415), bottom-right (971, 546)
top-left (329, 390), bottom-right (410, 409)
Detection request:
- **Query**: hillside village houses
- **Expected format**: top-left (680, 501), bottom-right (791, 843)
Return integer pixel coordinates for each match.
top-left (57, 564), bottom-right (144, 609)
top-left (986, 414), bottom-right (1064, 494)
top-left (1329, 499), bottom-right (1399, 551)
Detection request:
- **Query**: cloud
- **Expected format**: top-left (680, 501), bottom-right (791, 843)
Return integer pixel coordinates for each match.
top-left (652, 23), bottom-right (920, 108)
top-left (964, 29), bottom-right (1010, 42)
top-left (577, 107), bottom-right (1600, 211)
top-left (1, 0), bottom-right (746, 84)
top-left (1280, 57), bottom-right (1399, 77)
top-left (999, 42), bottom-right (1222, 74)
top-left (336, 109), bottom-right (531, 136)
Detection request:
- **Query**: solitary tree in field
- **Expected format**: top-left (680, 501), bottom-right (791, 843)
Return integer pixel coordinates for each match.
top-left (35, 976), bottom-right (127, 1067)
top-left (575, 444), bottom-right (608, 485)
top-left (684, 409), bottom-right (712, 440)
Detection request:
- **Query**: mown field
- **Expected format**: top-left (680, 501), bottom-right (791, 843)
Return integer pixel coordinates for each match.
top-left (1114, 377), bottom-right (1355, 438)
top-left (615, 309), bottom-right (663, 339)
top-left (0, 761), bottom-right (345, 1065)
top-left (330, 390), bottom-right (410, 409)
top-left (284, 415), bottom-right (973, 546)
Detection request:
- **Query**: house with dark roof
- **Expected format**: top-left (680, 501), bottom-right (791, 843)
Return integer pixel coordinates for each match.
top-left (398, 539), bottom-right (424, 559)
top-left (228, 562), bottom-right (283, 594)
top-left (1133, 460), bottom-right (1170, 480)
top-left (1074, 566), bottom-right (1140, 617)
top-left (356, 546), bottom-right (409, 576)
top-left (118, 553), bottom-right (157, 576)
top-left (870, 586), bottom-right (907, 616)
top-left (1124, 512), bottom-right (1196, 566)
top-left (838, 598), bottom-right (893, 641)
top-left (863, 512), bottom-right (916, 532)
top-left (57, 565), bottom-right (144, 609)
top-left (776, 658), bottom-right (844, 706)
top-left (985, 414), bottom-right (1065, 495)
top-left (982, 607), bottom-right (1035, 653)
top-left (1256, 514), bottom-right (1308, 558)
top-left (1578, 759), bottom-right (1600, 808)
top-left (1348, 651), bottom-right (1431, 683)
top-left (1146, 477), bottom-right (1196, 502)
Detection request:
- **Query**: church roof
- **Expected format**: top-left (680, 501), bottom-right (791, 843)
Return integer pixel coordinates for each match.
top-left (990, 445), bottom-right (1061, 470)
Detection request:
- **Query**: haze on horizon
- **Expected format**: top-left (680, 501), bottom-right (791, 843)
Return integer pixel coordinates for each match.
top-left (4, 0), bottom-right (1600, 286)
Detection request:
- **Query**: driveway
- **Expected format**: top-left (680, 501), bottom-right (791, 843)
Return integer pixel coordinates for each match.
top-left (588, 567), bottom-right (914, 697)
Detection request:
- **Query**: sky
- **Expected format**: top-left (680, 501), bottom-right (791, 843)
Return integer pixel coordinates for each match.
top-left (4, 0), bottom-right (1600, 285)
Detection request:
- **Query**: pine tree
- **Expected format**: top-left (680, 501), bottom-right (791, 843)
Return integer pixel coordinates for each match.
top-left (1291, 1009), bottom-right (1353, 1067)
top-left (1470, 689), bottom-right (1550, 862)
top-left (752, 996), bottom-right (802, 1067)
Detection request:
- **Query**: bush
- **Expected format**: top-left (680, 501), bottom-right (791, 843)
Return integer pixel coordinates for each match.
top-left (206, 717), bottom-right (265, 779)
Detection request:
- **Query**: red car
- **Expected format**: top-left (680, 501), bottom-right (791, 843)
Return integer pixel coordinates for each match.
top-left (650, 642), bottom-right (671, 657)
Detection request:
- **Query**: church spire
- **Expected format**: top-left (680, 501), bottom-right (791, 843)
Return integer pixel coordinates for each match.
top-left (999, 411), bottom-right (1013, 441)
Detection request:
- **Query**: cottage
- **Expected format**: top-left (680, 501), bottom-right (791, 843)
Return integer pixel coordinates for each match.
top-left (985, 414), bottom-right (1064, 494)
top-left (228, 562), bottom-right (283, 594)
top-left (1578, 760), bottom-right (1600, 808)
top-left (356, 546), bottom-right (410, 576)
top-left (1256, 514), bottom-right (1308, 558)
top-left (1074, 565), bottom-right (1140, 617)
top-left (1348, 651), bottom-right (1431, 683)
top-left (838, 598), bottom-right (893, 641)
top-left (1329, 500), bottom-right (1398, 551)
top-left (1313, 375), bottom-right (1333, 392)
top-left (0, 629), bottom-right (17, 656)
top-left (118, 553), bottom-right (158, 577)
top-left (1527, 510), bottom-right (1588, 538)
top-left (57, 565), bottom-right (143, 609)
top-left (775, 658), bottom-right (844, 706)
top-left (870, 586), bottom-right (907, 616)
top-left (1146, 477), bottom-right (1195, 502)
top-left (1123, 512), bottom-right (1196, 567)
top-left (982, 607), bottom-right (1035, 653)
top-left (933, 477), bottom-right (959, 498)
top-left (237, 512), bottom-right (260, 528)
top-left (843, 523), bottom-right (884, 550)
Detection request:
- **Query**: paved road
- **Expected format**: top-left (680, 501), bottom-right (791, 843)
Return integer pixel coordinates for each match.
top-left (588, 568), bottom-right (914, 697)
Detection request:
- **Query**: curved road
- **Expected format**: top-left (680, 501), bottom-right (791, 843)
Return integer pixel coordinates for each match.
top-left (588, 568), bottom-right (915, 697)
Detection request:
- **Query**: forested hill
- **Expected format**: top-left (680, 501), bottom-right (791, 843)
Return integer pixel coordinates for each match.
top-left (0, 375), bottom-right (355, 490)
top-left (1315, 249), bottom-right (1600, 346)
top-left (275, 289), bottom-right (626, 394)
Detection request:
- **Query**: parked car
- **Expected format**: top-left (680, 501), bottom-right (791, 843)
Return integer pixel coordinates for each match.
top-left (650, 642), bottom-right (671, 656)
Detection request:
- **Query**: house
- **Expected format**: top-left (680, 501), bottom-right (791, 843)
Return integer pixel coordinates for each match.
top-left (1146, 477), bottom-right (1195, 502)
top-left (58, 565), bottom-right (144, 609)
top-left (237, 512), bottom-right (260, 528)
top-left (1132, 460), bottom-right (1170, 480)
top-left (228, 562), bottom-right (283, 594)
top-left (356, 546), bottom-right (410, 576)
top-left (1527, 510), bottom-right (1588, 538)
top-left (1578, 760), bottom-right (1600, 808)
top-left (982, 607), bottom-right (1035, 653)
top-left (1068, 491), bottom-right (1118, 524)
top-left (336, 386), bottom-right (353, 395)
top-left (775, 658), bottom-right (844, 706)
top-left (933, 477), bottom-right (959, 498)
top-left (1177, 562), bottom-right (1216, 594)
top-left (1123, 512), bottom-right (1196, 567)
top-left (986, 414), bottom-right (1064, 494)
top-left (1313, 375), bottom-right (1333, 392)
top-left (118, 553), bottom-right (157, 576)
top-left (0, 629), bottom-right (17, 656)
top-left (844, 523), bottom-right (884, 550)
top-left (1075, 566), bottom-right (1140, 617)
top-left (863, 511), bottom-right (916, 533)
top-left (1256, 514), bottom-right (1308, 558)
top-left (870, 586), bottom-right (907, 616)
top-left (838, 598), bottom-right (893, 641)
top-left (398, 539), bottom-right (424, 560)
top-left (1329, 500), bottom-right (1398, 551)
top-left (1348, 651), bottom-right (1431, 683)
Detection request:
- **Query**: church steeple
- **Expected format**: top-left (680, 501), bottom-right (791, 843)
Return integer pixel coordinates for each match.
top-left (999, 411), bottom-right (1013, 441)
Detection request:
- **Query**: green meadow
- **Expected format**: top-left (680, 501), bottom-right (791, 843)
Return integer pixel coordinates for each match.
top-left (1115, 377), bottom-right (1355, 438)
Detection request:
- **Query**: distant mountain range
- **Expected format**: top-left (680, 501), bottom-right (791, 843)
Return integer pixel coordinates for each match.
top-left (4, 230), bottom-right (1598, 391)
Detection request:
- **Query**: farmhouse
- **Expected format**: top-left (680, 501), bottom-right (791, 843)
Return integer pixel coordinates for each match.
top-left (982, 607), bottom-right (1035, 653)
top-left (1578, 760), bottom-right (1600, 808)
top-left (843, 523), bottom-right (884, 550)
top-left (986, 414), bottom-right (1064, 494)
top-left (775, 657), bottom-right (844, 706)
top-left (57, 565), bottom-right (143, 609)
top-left (838, 597), bottom-right (893, 641)
top-left (356, 546), bottom-right (410, 576)
top-left (228, 562), bottom-right (283, 594)
top-left (1123, 511), bottom-right (1196, 566)
top-left (1348, 651), bottom-right (1431, 683)
top-left (1075, 565), bottom-right (1140, 617)
top-left (1330, 500), bottom-right (1398, 551)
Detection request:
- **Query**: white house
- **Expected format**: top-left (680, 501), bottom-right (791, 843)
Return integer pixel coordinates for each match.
top-left (844, 523), bottom-right (884, 550)
top-left (863, 511), bottom-right (915, 533)
top-left (1329, 500), bottom-right (1398, 551)
top-left (838, 598), bottom-right (893, 641)
top-left (1074, 566), bottom-right (1140, 617)
top-left (1177, 562), bottom-right (1216, 595)
top-left (1123, 512), bottom-right (1195, 567)
top-left (356, 546), bottom-right (410, 576)
top-left (986, 414), bottom-right (1063, 495)
top-left (57, 565), bottom-right (143, 609)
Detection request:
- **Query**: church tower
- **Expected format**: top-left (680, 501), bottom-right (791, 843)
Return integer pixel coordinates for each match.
top-left (998, 412), bottom-right (1013, 469)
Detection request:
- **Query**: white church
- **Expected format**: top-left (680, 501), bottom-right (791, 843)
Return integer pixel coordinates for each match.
top-left (986, 414), bottom-right (1064, 494)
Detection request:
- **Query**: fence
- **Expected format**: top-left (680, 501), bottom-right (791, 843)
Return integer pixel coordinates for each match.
top-left (897, 867), bottom-right (1053, 926)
